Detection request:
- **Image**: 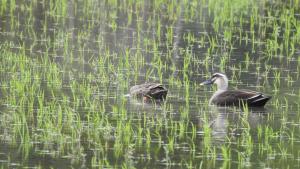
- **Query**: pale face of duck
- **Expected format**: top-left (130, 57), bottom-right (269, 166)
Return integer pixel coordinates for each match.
top-left (201, 73), bottom-right (228, 90)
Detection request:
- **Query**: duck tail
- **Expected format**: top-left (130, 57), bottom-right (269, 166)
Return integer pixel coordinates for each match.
top-left (248, 94), bottom-right (271, 107)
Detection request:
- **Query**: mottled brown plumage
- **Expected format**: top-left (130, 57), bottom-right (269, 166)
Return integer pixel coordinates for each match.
top-left (210, 89), bottom-right (271, 107)
top-left (130, 83), bottom-right (168, 102)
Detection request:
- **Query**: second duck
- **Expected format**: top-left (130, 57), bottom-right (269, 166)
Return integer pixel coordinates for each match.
top-left (201, 73), bottom-right (271, 107)
top-left (130, 83), bottom-right (168, 103)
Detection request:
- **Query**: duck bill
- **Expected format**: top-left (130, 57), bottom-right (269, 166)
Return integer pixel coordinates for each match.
top-left (200, 79), bottom-right (213, 86)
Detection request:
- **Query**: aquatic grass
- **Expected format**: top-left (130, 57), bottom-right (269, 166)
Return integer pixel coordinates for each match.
top-left (220, 145), bottom-right (231, 169)
top-left (0, 0), bottom-right (300, 168)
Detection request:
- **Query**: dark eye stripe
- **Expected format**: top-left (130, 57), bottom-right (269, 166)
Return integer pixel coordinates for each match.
top-left (212, 73), bottom-right (225, 78)
top-left (212, 74), bottom-right (220, 78)
top-left (211, 77), bottom-right (216, 82)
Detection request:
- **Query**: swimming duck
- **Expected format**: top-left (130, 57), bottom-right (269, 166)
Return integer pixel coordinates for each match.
top-left (201, 73), bottom-right (271, 107)
top-left (130, 83), bottom-right (168, 103)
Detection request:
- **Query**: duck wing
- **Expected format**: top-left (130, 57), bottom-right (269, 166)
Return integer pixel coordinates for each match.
top-left (211, 90), bottom-right (271, 107)
top-left (130, 83), bottom-right (168, 100)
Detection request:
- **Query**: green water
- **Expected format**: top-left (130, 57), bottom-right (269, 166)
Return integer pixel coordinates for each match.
top-left (0, 0), bottom-right (299, 168)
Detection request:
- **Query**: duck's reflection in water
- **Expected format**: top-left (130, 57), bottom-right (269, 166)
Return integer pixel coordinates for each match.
top-left (196, 106), bottom-right (269, 143)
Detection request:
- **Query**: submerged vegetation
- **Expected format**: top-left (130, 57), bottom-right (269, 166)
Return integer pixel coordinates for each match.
top-left (0, 0), bottom-right (299, 168)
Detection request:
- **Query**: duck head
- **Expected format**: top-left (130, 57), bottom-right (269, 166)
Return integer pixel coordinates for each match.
top-left (201, 73), bottom-right (228, 90)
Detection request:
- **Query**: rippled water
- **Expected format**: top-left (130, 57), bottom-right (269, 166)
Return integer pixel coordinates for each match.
top-left (0, 0), bottom-right (299, 168)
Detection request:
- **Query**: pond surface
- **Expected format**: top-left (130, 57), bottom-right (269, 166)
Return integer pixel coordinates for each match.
top-left (0, 0), bottom-right (300, 168)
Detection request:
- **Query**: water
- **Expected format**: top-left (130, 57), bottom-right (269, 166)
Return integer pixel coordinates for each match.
top-left (0, 0), bottom-right (299, 168)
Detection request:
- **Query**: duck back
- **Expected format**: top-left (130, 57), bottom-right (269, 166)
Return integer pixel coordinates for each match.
top-left (210, 89), bottom-right (271, 107)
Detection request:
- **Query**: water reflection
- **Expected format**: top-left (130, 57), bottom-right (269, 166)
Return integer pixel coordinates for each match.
top-left (197, 106), bottom-right (269, 143)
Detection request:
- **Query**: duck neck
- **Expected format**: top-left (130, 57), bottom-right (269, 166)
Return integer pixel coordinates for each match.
top-left (217, 84), bottom-right (228, 91)
top-left (215, 77), bottom-right (228, 91)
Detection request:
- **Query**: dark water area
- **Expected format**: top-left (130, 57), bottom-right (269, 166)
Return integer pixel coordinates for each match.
top-left (0, 0), bottom-right (300, 168)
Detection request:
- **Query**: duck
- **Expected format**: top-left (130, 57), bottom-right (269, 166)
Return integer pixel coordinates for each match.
top-left (201, 73), bottom-right (271, 107)
top-left (130, 83), bottom-right (168, 103)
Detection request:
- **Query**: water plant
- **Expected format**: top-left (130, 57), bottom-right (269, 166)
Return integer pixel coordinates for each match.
top-left (0, 0), bottom-right (299, 168)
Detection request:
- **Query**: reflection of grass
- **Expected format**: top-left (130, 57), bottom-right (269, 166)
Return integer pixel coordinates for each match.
top-left (0, 0), bottom-right (299, 168)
